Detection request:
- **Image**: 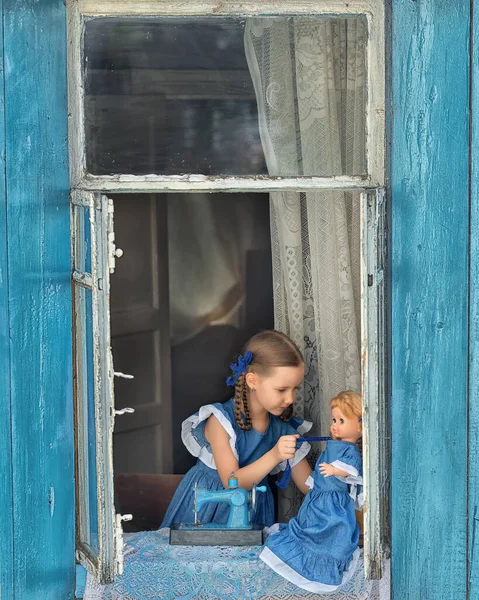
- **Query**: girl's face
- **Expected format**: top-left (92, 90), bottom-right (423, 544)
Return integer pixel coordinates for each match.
top-left (330, 406), bottom-right (362, 443)
top-left (249, 365), bottom-right (304, 416)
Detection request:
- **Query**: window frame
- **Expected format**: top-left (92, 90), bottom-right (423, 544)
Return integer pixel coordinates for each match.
top-left (361, 187), bottom-right (389, 580)
top-left (66, 0), bottom-right (385, 192)
top-left (71, 190), bottom-right (117, 583)
top-left (67, 0), bottom-right (388, 585)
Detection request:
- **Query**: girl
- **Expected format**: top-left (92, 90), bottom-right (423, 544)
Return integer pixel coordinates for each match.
top-left (260, 391), bottom-right (363, 594)
top-left (161, 330), bottom-right (313, 528)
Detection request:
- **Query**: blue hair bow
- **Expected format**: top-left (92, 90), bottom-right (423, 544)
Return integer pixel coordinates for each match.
top-left (226, 351), bottom-right (253, 387)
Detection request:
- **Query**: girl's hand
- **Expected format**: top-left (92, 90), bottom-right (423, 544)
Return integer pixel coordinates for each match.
top-left (319, 462), bottom-right (335, 477)
top-left (272, 434), bottom-right (299, 463)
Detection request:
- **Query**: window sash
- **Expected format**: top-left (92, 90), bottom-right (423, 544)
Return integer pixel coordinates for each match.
top-left (71, 185), bottom-right (389, 582)
top-left (66, 0), bottom-right (385, 189)
top-left (72, 190), bottom-right (117, 584)
top-left (360, 188), bottom-right (389, 579)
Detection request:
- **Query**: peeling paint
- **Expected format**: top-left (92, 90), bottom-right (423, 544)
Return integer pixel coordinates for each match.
top-left (48, 485), bottom-right (55, 517)
top-left (361, 188), bottom-right (388, 580)
top-left (72, 193), bottom-right (117, 583)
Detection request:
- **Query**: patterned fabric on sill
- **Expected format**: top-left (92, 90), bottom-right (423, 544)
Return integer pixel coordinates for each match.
top-left (83, 529), bottom-right (389, 600)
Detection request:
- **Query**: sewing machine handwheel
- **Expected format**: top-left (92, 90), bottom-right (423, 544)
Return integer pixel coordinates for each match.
top-left (249, 486), bottom-right (255, 524)
top-left (250, 484), bottom-right (261, 521)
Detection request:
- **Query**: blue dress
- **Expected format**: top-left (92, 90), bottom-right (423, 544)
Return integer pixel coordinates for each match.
top-left (260, 440), bottom-right (363, 593)
top-left (161, 399), bottom-right (311, 528)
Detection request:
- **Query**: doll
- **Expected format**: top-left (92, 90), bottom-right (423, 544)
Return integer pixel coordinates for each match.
top-left (260, 391), bottom-right (363, 594)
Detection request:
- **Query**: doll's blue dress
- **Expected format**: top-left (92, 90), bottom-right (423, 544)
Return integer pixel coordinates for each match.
top-left (161, 399), bottom-right (311, 529)
top-left (260, 440), bottom-right (363, 594)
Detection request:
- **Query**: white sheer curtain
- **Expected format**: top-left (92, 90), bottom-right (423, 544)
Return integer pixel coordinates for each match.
top-left (245, 17), bottom-right (366, 518)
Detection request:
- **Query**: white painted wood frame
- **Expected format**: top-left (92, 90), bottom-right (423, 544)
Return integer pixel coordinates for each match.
top-left (67, 0), bottom-right (385, 192)
top-left (361, 188), bottom-right (388, 580)
top-left (71, 191), bottom-right (118, 583)
top-left (66, 0), bottom-right (388, 586)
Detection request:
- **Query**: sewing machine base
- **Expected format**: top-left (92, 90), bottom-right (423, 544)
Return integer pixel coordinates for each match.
top-left (169, 524), bottom-right (264, 546)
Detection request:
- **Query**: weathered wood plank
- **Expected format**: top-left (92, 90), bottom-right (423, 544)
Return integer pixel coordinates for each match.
top-left (468, 3), bottom-right (479, 597)
top-left (0, 0), bottom-right (14, 597)
top-left (4, 0), bottom-right (75, 598)
top-left (391, 2), bottom-right (469, 598)
top-left (80, 0), bottom-right (382, 17)
top-left (78, 174), bottom-right (375, 193)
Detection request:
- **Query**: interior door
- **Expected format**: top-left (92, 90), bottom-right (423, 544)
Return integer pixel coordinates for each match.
top-left (110, 193), bottom-right (173, 476)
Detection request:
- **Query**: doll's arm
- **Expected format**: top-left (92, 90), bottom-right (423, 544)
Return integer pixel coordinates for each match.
top-left (319, 462), bottom-right (349, 478)
top-left (205, 415), bottom-right (297, 490)
top-left (291, 458), bottom-right (313, 495)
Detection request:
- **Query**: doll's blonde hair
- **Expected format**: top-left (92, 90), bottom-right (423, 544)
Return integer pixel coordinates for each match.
top-left (330, 390), bottom-right (362, 418)
top-left (330, 390), bottom-right (363, 442)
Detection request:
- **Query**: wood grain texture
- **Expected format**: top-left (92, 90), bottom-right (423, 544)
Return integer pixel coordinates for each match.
top-left (469, 2), bottom-right (479, 597)
top-left (78, 173), bottom-right (375, 193)
top-left (80, 0), bottom-right (382, 17)
top-left (391, 1), bottom-right (469, 598)
top-left (4, 0), bottom-right (75, 598)
top-left (0, 0), bottom-right (14, 596)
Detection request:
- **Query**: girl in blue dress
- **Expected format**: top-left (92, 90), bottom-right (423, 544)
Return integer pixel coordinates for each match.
top-left (161, 330), bottom-right (313, 529)
top-left (260, 391), bottom-right (363, 594)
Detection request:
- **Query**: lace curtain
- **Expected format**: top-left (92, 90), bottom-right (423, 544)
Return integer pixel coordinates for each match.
top-left (245, 17), bottom-right (366, 519)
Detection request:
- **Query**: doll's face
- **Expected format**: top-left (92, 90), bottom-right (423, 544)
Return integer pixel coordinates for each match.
top-left (330, 406), bottom-right (362, 443)
top-left (246, 365), bottom-right (304, 416)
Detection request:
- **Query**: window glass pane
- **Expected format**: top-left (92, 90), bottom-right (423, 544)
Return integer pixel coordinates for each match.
top-left (84, 17), bottom-right (367, 177)
top-left (75, 283), bottom-right (99, 553)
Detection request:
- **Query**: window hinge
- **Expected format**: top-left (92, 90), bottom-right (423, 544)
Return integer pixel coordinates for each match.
top-left (107, 198), bottom-right (123, 274)
top-left (115, 407), bottom-right (135, 416)
top-left (368, 269), bottom-right (384, 287)
top-left (108, 232), bottom-right (123, 274)
top-left (115, 513), bottom-right (133, 576)
top-left (376, 187), bottom-right (385, 206)
top-left (114, 372), bottom-right (134, 380)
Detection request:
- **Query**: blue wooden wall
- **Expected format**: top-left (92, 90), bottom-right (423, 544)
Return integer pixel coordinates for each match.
top-left (0, 0), bottom-right (14, 596)
top-left (391, 1), bottom-right (470, 598)
top-left (2, 0), bottom-right (75, 598)
top-left (469, 3), bottom-right (479, 598)
top-left (0, 0), bottom-right (477, 599)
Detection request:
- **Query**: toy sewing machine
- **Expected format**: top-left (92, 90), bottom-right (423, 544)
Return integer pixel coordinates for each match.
top-left (169, 473), bottom-right (266, 546)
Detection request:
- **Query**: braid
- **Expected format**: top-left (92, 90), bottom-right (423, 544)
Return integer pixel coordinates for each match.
top-left (242, 380), bottom-right (252, 429)
top-left (279, 405), bottom-right (293, 422)
top-left (234, 375), bottom-right (252, 430)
